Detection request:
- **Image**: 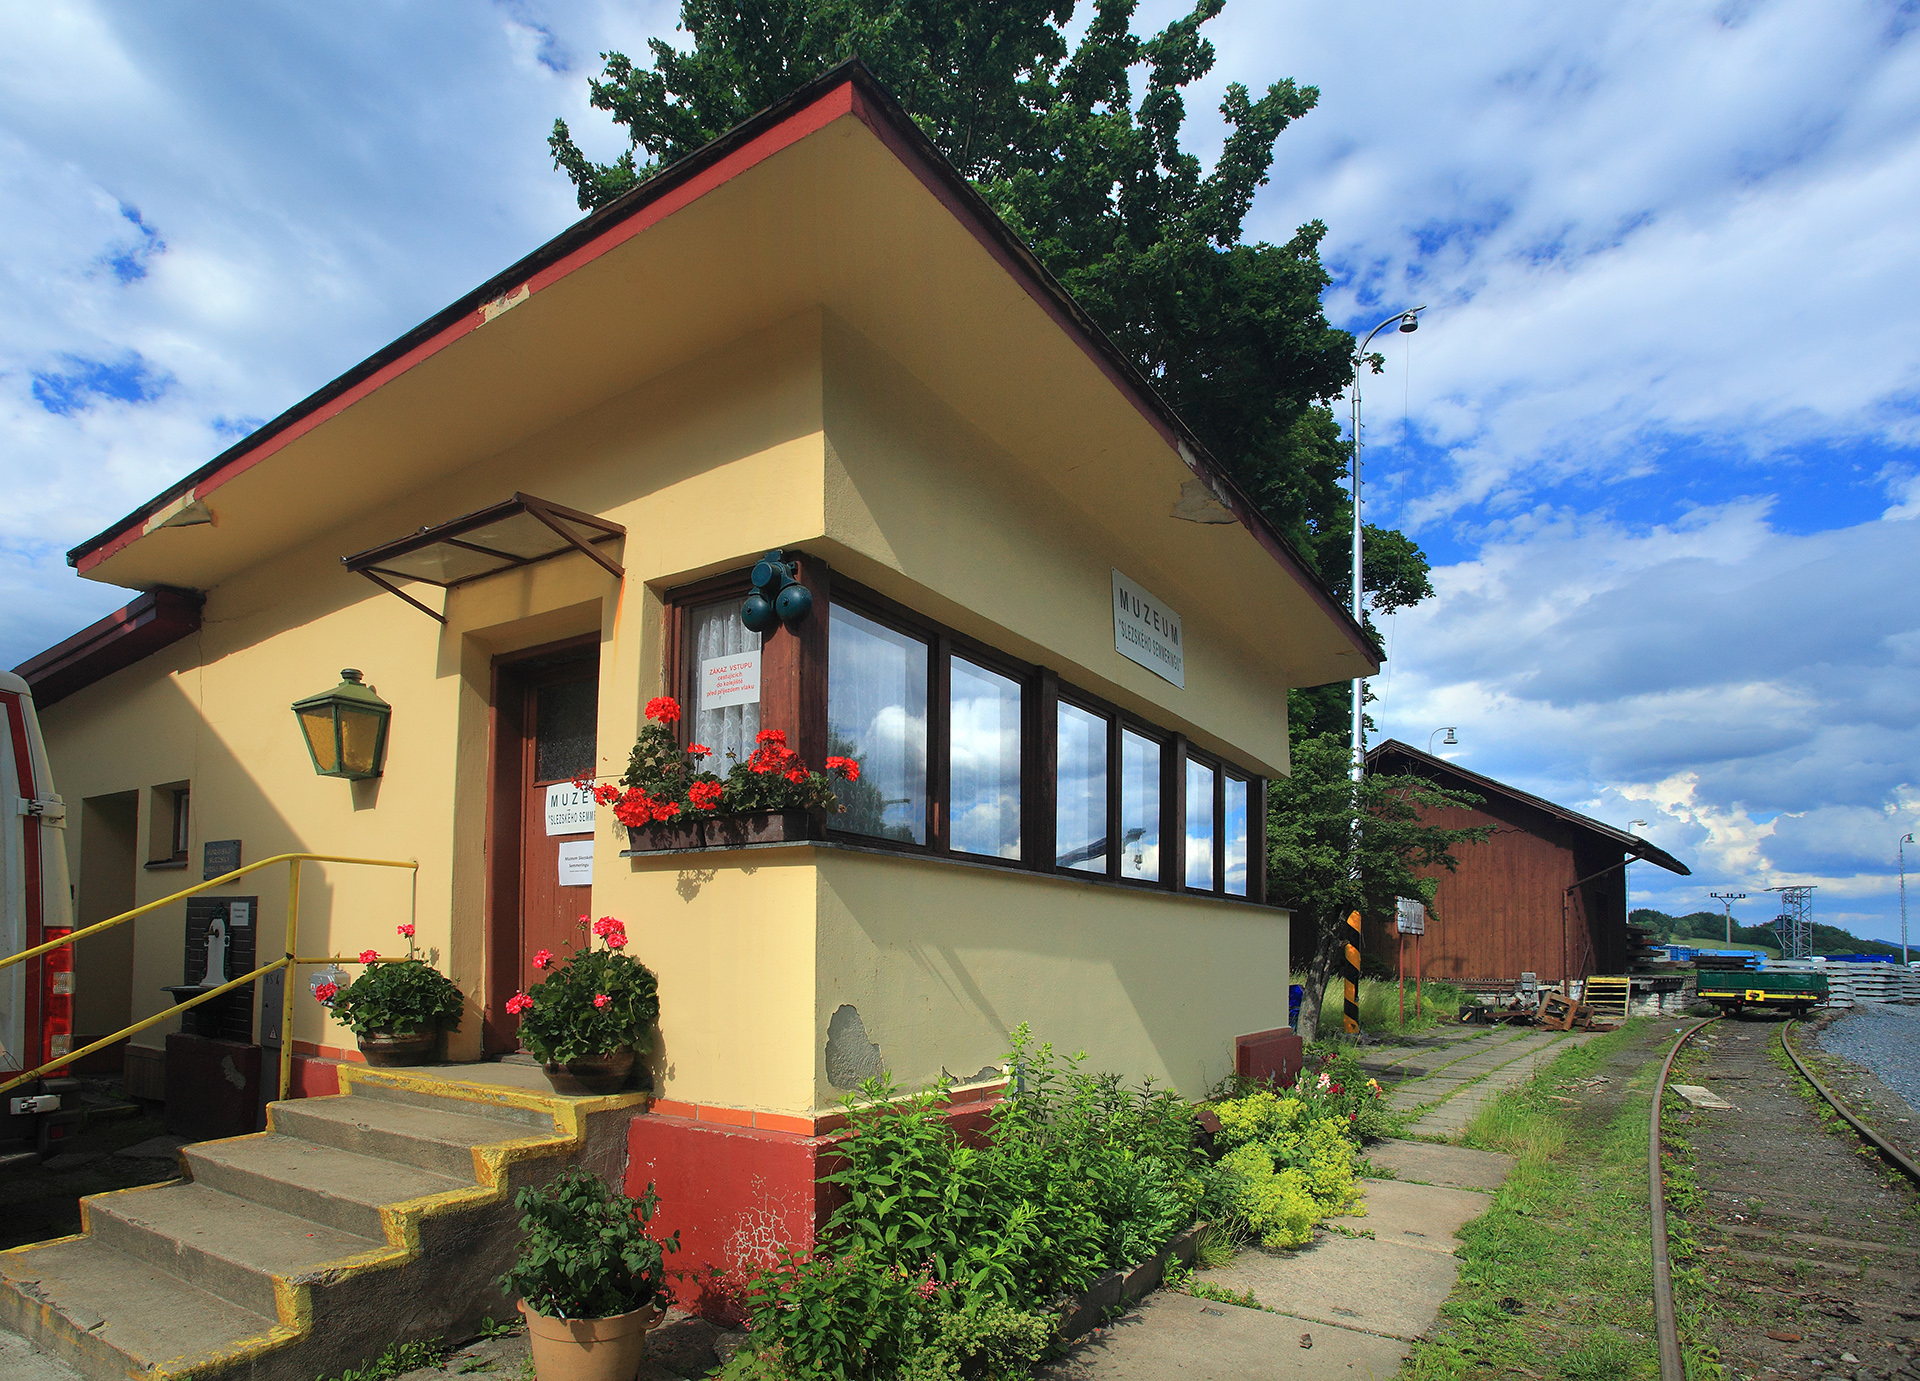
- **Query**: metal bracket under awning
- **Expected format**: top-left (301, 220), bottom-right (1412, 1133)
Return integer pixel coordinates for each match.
top-left (341, 493), bottom-right (625, 624)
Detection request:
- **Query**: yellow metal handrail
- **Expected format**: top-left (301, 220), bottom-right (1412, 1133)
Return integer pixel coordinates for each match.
top-left (0, 852), bottom-right (417, 1100)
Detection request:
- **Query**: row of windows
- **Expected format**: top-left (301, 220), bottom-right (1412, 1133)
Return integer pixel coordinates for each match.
top-left (677, 579), bottom-right (1263, 901)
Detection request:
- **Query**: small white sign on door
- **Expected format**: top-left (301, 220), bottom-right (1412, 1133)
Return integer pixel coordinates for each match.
top-left (701, 648), bottom-right (762, 712)
top-left (1111, 569), bottom-right (1185, 688)
top-left (545, 782), bottom-right (596, 837)
top-left (557, 840), bottom-right (594, 888)
top-left (228, 900), bottom-right (252, 928)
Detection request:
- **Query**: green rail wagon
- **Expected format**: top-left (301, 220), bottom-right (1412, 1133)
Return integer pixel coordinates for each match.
top-left (1695, 967), bottom-right (1828, 1016)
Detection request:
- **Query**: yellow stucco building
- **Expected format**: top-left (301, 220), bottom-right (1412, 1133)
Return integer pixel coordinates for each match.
top-left (22, 65), bottom-right (1376, 1131)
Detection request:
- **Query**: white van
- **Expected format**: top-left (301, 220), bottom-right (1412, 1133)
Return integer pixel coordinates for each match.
top-left (0, 669), bottom-right (82, 1164)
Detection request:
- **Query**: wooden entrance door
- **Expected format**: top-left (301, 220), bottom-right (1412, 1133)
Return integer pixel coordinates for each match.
top-left (486, 644), bottom-right (599, 1052)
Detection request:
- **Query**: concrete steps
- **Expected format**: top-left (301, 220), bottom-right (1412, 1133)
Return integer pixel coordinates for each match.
top-left (0, 1064), bottom-right (646, 1381)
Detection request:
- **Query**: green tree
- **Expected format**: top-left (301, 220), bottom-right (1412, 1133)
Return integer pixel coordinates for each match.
top-left (548, 0), bottom-right (1432, 695)
top-left (1269, 734), bottom-right (1491, 1039)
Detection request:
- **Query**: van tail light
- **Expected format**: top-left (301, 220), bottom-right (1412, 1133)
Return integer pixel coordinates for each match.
top-left (41, 927), bottom-right (73, 1073)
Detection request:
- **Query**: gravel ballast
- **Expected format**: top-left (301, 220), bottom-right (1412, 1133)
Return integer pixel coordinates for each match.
top-left (1818, 1001), bottom-right (1920, 1110)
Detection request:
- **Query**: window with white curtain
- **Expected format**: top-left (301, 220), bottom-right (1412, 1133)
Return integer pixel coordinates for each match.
top-left (688, 598), bottom-right (761, 771)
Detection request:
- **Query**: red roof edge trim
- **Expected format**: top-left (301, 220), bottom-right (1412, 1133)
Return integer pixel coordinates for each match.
top-left (65, 60), bottom-right (1378, 668)
top-left (67, 74), bottom-right (861, 577)
top-left (14, 588), bottom-right (205, 709)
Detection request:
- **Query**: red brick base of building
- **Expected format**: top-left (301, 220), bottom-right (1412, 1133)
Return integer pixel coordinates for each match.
top-left (625, 1085), bottom-right (1003, 1322)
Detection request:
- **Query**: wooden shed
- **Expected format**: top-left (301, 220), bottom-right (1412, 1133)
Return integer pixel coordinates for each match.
top-left (1359, 740), bottom-right (1691, 984)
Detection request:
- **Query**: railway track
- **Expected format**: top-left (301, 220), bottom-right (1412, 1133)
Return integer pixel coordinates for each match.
top-left (1651, 1013), bottom-right (1920, 1381)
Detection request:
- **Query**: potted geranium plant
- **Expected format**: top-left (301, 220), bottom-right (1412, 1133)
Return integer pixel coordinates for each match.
top-left (313, 934), bottom-right (463, 1066)
top-left (585, 696), bottom-right (859, 853)
top-left (506, 916), bottom-right (659, 1094)
top-left (500, 1166), bottom-right (678, 1381)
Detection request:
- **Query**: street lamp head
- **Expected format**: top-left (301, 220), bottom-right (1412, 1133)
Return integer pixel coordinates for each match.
top-left (1442, 727), bottom-right (1456, 744)
top-left (1398, 313), bottom-right (1419, 333)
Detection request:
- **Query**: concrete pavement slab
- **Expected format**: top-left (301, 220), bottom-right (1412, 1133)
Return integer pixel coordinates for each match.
top-left (1197, 1232), bottom-right (1465, 1342)
top-left (1353, 1178), bottom-right (1501, 1255)
top-left (1040, 1291), bottom-right (1406, 1380)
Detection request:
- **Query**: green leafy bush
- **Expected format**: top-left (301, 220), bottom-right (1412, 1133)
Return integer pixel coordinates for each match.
top-left (508, 921), bottom-right (659, 1065)
top-left (1201, 1082), bottom-right (1367, 1250)
top-left (498, 1167), bottom-right (677, 1320)
top-left (1205, 1145), bottom-right (1321, 1248)
top-left (898, 1300), bottom-right (1057, 1381)
top-left (740, 1026), bottom-right (1208, 1381)
top-left (318, 960), bottom-right (462, 1037)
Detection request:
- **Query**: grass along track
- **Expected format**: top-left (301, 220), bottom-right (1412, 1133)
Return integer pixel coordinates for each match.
top-left (1398, 1018), bottom-right (1675, 1380)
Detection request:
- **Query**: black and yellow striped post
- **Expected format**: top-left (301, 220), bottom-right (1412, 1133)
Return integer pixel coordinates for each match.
top-left (1343, 910), bottom-right (1363, 1034)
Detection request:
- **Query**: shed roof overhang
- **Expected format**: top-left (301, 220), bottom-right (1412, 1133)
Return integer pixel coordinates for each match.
top-left (12, 588), bottom-right (205, 708)
top-left (60, 61), bottom-right (1380, 690)
top-left (343, 492), bottom-right (625, 624)
top-left (1368, 739), bottom-right (1693, 877)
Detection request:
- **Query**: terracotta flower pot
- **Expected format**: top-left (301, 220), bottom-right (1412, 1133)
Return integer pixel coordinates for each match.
top-left (519, 1296), bottom-right (662, 1381)
top-left (544, 1047), bottom-right (636, 1095)
top-left (356, 1029), bottom-right (435, 1066)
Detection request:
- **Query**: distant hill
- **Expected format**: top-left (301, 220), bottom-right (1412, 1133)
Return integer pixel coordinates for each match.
top-left (1632, 907), bottom-right (1904, 959)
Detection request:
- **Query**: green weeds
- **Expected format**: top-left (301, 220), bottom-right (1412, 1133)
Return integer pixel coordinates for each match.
top-left (1400, 1021), bottom-right (1667, 1380)
top-left (317, 1337), bottom-right (451, 1381)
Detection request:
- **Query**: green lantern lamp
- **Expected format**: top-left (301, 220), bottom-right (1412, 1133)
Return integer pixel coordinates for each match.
top-left (292, 669), bottom-right (392, 780)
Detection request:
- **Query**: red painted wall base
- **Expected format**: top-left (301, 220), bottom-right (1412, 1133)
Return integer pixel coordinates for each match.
top-left (627, 1114), bottom-right (838, 1323)
top-left (626, 1088), bottom-right (1004, 1323)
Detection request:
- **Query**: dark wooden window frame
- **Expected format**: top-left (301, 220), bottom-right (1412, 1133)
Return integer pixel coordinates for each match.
top-left (656, 558), bottom-right (1268, 903)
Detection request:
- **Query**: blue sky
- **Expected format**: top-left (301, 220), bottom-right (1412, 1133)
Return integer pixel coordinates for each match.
top-left (4, 2), bottom-right (1917, 943)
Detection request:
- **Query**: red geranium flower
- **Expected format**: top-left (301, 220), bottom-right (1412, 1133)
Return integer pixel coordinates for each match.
top-left (505, 992), bottom-right (533, 1016)
top-left (600, 924), bottom-right (628, 950)
top-left (314, 982), bottom-right (338, 1003)
top-left (358, 949), bottom-right (379, 964)
top-left (689, 780), bottom-right (724, 811)
top-left (593, 783), bottom-right (622, 805)
top-left (645, 696), bottom-right (682, 724)
top-left (593, 994), bottom-right (611, 1009)
top-left (653, 800), bottom-right (681, 822)
top-left (784, 767), bottom-right (808, 784)
top-left (824, 756), bottom-right (860, 782)
top-left (532, 948), bottom-right (554, 970)
top-left (612, 787), bottom-right (653, 827)
top-left (396, 923), bottom-right (415, 939)
top-left (571, 771), bottom-right (595, 791)
top-left (688, 744), bottom-right (712, 758)
top-left (755, 728), bottom-right (787, 746)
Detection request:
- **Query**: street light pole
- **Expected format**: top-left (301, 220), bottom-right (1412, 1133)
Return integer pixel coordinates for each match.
top-left (1427, 727), bottom-right (1457, 756)
top-left (1902, 833), bottom-right (1915, 966)
top-left (1626, 820), bottom-right (1647, 927)
top-left (1348, 306), bottom-right (1426, 785)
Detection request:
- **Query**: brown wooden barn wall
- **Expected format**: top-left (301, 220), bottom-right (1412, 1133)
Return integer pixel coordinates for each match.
top-left (1356, 776), bottom-right (1630, 984)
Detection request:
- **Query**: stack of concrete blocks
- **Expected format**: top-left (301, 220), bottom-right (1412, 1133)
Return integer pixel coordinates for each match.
top-left (1762, 956), bottom-right (1850, 1008)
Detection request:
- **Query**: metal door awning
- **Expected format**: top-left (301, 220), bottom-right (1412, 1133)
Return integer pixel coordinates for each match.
top-left (342, 493), bottom-right (624, 624)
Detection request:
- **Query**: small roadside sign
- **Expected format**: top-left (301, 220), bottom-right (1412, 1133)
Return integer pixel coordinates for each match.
top-left (1396, 896), bottom-right (1427, 935)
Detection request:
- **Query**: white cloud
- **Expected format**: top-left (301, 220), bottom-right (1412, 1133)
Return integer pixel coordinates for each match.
top-left (1376, 500), bottom-right (1920, 938)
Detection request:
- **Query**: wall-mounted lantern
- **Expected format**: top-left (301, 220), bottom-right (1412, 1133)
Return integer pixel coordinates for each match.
top-left (741, 550), bottom-right (813, 634)
top-left (292, 669), bottom-right (392, 780)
